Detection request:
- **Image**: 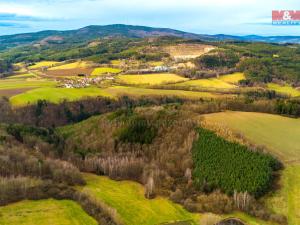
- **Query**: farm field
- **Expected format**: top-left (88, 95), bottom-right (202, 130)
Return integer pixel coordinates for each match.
top-left (0, 199), bottom-right (98, 225)
top-left (10, 87), bottom-right (113, 106)
top-left (104, 86), bottom-right (224, 99)
top-left (116, 73), bottom-right (188, 85)
top-left (218, 72), bottom-right (246, 84)
top-left (175, 78), bottom-right (236, 89)
top-left (48, 61), bottom-right (91, 70)
top-left (174, 73), bottom-right (245, 89)
top-left (267, 83), bottom-right (300, 97)
top-left (0, 78), bottom-right (56, 92)
top-left (28, 61), bottom-right (59, 69)
top-left (202, 111), bottom-right (300, 163)
top-left (91, 67), bottom-right (121, 76)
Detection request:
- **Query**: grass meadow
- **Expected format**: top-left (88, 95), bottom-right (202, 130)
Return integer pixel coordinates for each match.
top-left (80, 174), bottom-right (199, 225)
top-left (10, 87), bottom-right (113, 106)
top-left (79, 174), bottom-right (275, 225)
top-left (265, 165), bottom-right (300, 225)
top-left (0, 199), bottom-right (98, 225)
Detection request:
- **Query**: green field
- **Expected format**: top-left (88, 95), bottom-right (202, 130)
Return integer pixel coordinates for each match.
top-left (91, 67), bottom-right (121, 76)
top-left (0, 199), bottom-right (98, 225)
top-left (79, 174), bottom-right (274, 225)
top-left (116, 73), bottom-right (188, 85)
top-left (265, 165), bottom-right (300, 225)
top-left (0, 78), bottom-right (56, 91)
top-left (104, 86), bottom-right (224, 99)
top-left (203, 111), bottom-right (300, 163)
top-left (267, 83), bottom-right (300, 97)
top-left (10, 87), bottom-right (113, 106)
top-left (80, 174), bottom-right (199, 225)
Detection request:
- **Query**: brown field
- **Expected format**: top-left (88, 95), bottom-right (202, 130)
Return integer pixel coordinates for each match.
top-left (44, 68), bottom-right (94, 77)
top-left (163, 44), bottom-right (215, 60)
top-left (0, 88), bottom-right (35, 97)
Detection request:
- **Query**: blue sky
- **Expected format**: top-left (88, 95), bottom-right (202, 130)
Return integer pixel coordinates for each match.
top-left (0, 0), bottom-right (299, 36)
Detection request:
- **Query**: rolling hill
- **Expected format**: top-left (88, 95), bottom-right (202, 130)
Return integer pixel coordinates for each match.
top-left (1, 24), bottom-right (300, 50)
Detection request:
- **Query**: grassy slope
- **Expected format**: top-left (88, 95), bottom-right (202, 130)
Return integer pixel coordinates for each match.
top-left (175, 73), bottom-right (245, 89)
top-left (80, 173), bottom-right (199, 225)
top-left (267, 83), bottom-right (300, 97)
top-left (116, 74), bottom-right (188, 85)
top-left (203, 111), bottom-right (300, 163)
top-left (265, 165), bottom-right (300, 225)
top-left (79, 174), bottom-right (273, 225)
top-left (0, 199), bottom-right (98, 225)
top-left (0, 78), bottom-right (56, 91)
top-left (10, 87), bottom-right (113, 106)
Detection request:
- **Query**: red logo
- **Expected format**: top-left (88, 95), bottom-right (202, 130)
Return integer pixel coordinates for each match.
top-left (272, 10), bottom-right (300, 25)
top-left (272, 10), bottom-right (300, 21)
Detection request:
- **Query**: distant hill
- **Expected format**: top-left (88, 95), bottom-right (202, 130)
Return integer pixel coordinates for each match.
top-left (0, 24), bottom-right (300, 50)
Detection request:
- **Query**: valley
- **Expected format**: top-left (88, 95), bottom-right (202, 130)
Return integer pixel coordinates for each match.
top-left (1, 24), bottom-right (300, 225)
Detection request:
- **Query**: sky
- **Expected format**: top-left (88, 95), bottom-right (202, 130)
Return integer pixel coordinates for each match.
top-left (0, 0), bottom-right (299, 36)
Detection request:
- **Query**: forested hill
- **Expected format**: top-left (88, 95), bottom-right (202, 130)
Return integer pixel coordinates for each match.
top-left (0, 24), bottom-right (210, 50)
top-left (1, 24), bottom-right (300, 50)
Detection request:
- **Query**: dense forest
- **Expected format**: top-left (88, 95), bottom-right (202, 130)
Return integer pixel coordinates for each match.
top-left (192, 127), bottom-right (280, 197)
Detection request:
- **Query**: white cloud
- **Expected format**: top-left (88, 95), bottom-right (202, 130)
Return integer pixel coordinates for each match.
top-left (0, 0), bottom-right (300, 35)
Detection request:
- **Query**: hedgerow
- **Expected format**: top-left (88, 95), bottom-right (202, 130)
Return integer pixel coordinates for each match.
top-left (192, 127), bottom-right (279, 197)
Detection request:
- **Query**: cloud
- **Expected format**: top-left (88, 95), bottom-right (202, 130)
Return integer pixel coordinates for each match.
top-left (0, 0), bottom-right (300, 35)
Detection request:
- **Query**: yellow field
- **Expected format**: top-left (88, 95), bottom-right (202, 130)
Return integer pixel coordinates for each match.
top-left (49, 61), bottom-right (90, 70)
top-left (28, 61), bottom-right (59, 69)
top-left (176, 78), bottom-right (237, 89)
top-left (110, 60), bottom-right (123, 65)
top-left (91, 67), bottom-right (121, 76)
top-left (219, 72), bottom-right (245, 84)
top-left (116, 73), bottom-right (188, 85)
top-left (267, 83), bottom-right (300, 97)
